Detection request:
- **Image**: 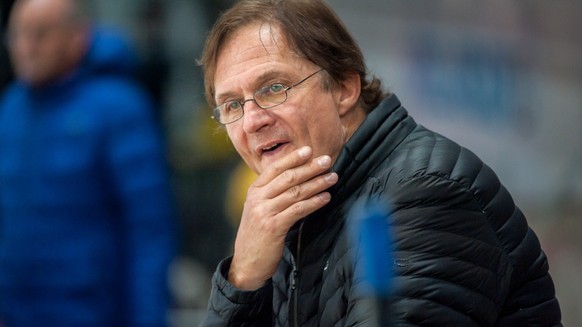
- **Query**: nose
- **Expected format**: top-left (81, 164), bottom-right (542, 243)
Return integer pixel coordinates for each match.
top-left (241, 100), bottom-right (274, 133)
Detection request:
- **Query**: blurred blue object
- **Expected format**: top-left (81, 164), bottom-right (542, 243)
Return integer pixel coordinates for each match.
top-left (347, 198), bottom-right (393, 298)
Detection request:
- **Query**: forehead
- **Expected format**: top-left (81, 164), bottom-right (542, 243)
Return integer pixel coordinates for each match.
top-left (216, 23), bottom-right (289, 75)
top-left (214, 23), bottom-right (311, 94)
top-left (11, 0), bottom-right (68, 28)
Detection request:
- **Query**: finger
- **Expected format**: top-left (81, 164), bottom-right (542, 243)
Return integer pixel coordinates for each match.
top-left (275, 191), bottom-right (333, 230)
top-left (271, 171), bottom-right (338, 213)
top-left (253, 170), bottom-right (337, 231)
top-left (264, 154), bottom-right (333, 199)
top-left (253, 146), bottom-right (313, 188)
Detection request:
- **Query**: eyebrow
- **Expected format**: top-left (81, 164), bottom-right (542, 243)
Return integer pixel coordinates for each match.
top-left (215, 69), bottom-right (290, 105)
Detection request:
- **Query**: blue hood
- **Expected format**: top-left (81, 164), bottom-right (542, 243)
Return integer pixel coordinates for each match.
top-left (6, 25), bottom-right (138, 91)
top-left (81, 25), bottom-right (138, 77)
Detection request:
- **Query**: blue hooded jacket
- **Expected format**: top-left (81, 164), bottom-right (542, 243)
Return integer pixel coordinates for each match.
top-left (0, 26), bottom-right (176, 327)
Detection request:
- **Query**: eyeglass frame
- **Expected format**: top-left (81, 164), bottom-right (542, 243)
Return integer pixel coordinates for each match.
top-left (211, 68), bottom-right (325, 125)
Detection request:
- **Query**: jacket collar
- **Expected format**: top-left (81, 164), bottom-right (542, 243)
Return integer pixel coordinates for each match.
top-left (333, 93), bottom-right (413, 189)
top-left (291, 93), bottom-right (417, 245)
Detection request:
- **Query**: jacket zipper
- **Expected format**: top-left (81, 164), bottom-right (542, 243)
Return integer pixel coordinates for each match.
top-left (292, 221), bottom-right (304, 327)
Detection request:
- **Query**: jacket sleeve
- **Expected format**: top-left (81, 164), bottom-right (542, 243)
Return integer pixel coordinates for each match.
top-left (104, 84), bottom-right (176, 327)
top-left (201, 257), bottom-right (273, 326)
top-left (481, 191), bottom-right (562, 327)
top-left (386, 172), bottom-right (561, 326)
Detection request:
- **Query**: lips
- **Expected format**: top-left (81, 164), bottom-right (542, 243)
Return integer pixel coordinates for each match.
top-left (256, 141), bottom-right (289, 156)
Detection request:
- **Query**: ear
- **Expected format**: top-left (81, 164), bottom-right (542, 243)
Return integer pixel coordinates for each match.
top-left (336, 71), bottom-right (361, 117)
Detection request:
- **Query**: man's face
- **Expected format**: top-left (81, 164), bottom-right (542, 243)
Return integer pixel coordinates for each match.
top-left (214, 23), bottom-right (347, 174)
top-left (7, 0), bottom-right (81, 86)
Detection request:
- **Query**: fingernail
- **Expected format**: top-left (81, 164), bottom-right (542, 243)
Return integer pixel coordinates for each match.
top-left (324, 172), bottom-right (338, 183)
top-left (319, 192), bottom-right (331, 201)
top-left (317, 155), bottom-right (331, 167)
top-left (298, 146), bottom-right (311, 158)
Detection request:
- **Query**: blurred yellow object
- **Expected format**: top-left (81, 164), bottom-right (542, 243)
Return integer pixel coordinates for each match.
top-left (225, 161), bottom-right (257, 227)
top-left (193, 111), bottom-right (235, 163)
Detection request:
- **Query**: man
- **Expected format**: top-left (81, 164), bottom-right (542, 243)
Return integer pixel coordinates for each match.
top-left (198, 0), bottom-right (562, 326)
top-left (0, 0), bottom-right (175, 326)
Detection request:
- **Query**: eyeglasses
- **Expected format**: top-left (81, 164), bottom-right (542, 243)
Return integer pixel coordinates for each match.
top-left (212, 68), bottom-right (324, 125)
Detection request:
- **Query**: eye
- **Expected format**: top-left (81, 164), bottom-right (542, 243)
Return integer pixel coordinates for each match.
top-left (266, 83), bottom-right (286, 95)
top-left (224, 100), bottom-right (242, 112)
top-left (257, 83), bottom-right (287, 98)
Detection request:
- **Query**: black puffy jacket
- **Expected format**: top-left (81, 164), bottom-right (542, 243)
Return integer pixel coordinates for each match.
top-left (202, 94), bottom-right (562, 326)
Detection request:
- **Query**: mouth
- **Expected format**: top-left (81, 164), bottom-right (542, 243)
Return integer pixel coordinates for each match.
top-left (258, 141), bottom-right (289, 156)
top-left (262, 143), bottom-right (283, 152)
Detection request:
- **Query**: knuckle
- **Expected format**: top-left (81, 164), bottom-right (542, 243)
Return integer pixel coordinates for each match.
top-left (262, 218), bottom-right (278, 233)
top-left (269, 162), bottom-right (284, 174)
top-left (252, 205), bottom-right (267, 219)
top-left (289, 185), bottom-right (303, 199)
top-left (291, 202), bottom-right (305, 217)
top-left (244, 198), bottom-right (267, 217)
top-left (282, 169), bottom-right (296, 184)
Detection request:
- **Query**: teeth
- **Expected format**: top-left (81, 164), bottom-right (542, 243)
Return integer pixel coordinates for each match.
top-left (262, 143), bottom-right (280, 151)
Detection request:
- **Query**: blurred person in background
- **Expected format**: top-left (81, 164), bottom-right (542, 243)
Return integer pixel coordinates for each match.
top-left (0, 0), bottom-right (176, 326)
top-left (197, 0), bottom-right (562, 326)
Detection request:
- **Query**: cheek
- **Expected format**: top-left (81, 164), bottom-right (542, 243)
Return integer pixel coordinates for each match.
top-left (226, 128), bottom-right (241, 149)
top-left (10, 43), bottom-right (33, 69)
top-left (314, 123), bottom-right (343, 154)
top-left (301, 107), bottom-right (344, 155)
top-left (227, 127), bottom-right (252, 160)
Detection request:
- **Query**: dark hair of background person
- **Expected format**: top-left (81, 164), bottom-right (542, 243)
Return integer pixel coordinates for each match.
top-left (0, 0), bottom-right (16, 92)
top-left (198, 0), bottom-right (387, 113)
